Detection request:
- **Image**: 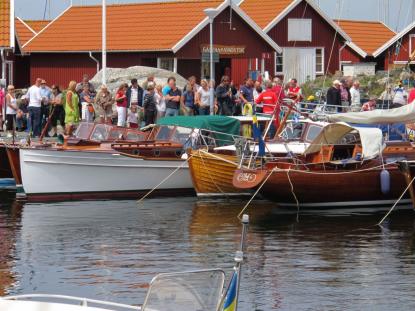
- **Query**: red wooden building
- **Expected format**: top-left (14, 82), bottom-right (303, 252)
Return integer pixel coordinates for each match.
top-left (335, 19), bottom-right (396, 75)
top-left (239, 0), bottom-right (360, 83)
top-left (17, 0), bottom-right (280, 89)
top-left (373, 20), bottom-right (415, 71)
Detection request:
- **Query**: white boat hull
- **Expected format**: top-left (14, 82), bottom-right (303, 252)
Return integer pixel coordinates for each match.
top-left (20, 148), bottom-right (193, 198)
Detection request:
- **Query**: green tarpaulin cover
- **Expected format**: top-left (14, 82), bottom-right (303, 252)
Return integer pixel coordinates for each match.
top-left (156, 115), bottom-right (240, 146)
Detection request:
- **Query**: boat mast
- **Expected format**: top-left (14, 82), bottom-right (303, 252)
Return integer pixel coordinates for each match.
top-left (102, 0), bottom-right (107, 85)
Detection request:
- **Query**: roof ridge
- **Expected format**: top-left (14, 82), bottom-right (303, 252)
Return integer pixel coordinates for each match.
top-left (71, 0), bottom-right (222, 9)
top-left (335, 19), bottom-right (385, 24)
top-left (15, 17), bottom-right (37, 35)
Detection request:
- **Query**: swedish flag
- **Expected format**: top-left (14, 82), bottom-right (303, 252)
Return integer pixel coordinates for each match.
top-left (223, 271), bottom-right (238, 311)
top-left (252, 115), bottom-right (265, 157)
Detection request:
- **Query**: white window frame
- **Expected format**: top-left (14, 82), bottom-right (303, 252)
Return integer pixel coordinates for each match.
top-left (274, 51), bottom-right (284, 75)
top-left (315, 47), bottom-right (324, 75)
top-left (288, 18), bottom-right (312, 42)
top-left (157, 57), bottom-right (175, 72)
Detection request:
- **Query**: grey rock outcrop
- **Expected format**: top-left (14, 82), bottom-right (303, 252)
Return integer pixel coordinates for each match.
top-left (90, 66), bottom-right (188, 93)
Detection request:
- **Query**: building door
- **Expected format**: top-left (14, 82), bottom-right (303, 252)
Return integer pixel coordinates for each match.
top-left (283, 48), bottom-right (316, 84)
top-left (215, 58), bottom-right (231, 84)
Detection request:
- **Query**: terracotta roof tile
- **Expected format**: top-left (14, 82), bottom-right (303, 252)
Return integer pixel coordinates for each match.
top-left (239, 0), bottom-right (295, 29)
top-left (0, 0), bottom-right (10, 47)
top-left (24, 0), bottom-right (224, 52)
top-left (25, 20), bottom-right (51, 33)
top-left (336, 19), bottom-right (396, 55)
top-left (15, 18), bottom-right (36, 47)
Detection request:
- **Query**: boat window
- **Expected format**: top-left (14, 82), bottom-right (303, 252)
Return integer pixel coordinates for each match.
top-left (281, 122), bottom-right (304, 140)
top-left (74, 122), bottom-right (95, 140)
top-left (90, 124), bottom-right (112, 141)
top-left (108, 129), bottom-right (125, 141)
top-left (305, 125), bottom-right (322, 142)
top-left (142, 269), bottom-right (225, 311)
top-left (155, 126), bottom-right (175, 140)
top-left (126, 131), bottom-right (147, 141)
top-left (171, 127), bottom-right (193, 145)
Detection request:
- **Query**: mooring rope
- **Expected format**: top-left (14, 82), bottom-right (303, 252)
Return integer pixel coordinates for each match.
top-left (136, 154), bottom-right (193, 204)
top-left (377, 174), bottom-right (415, 226)
top-left (286, 169), bottom-right (300, 222)
top-left (237, 167), bottom-right (276, 220)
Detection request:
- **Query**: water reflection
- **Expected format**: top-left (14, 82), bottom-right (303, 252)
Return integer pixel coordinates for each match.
top-left (0, 192), bottom-right (23, 295)
top-left (0, 190), bottom-right (415, 310)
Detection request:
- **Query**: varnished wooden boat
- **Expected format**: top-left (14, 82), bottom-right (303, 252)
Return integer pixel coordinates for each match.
top-left (233, 161), bottom-right (410, 208)
top-left (0, 143), bottom-right (13, 179)
top-left (187, 119), bottom-right (327, 197)
top-left (188, 149), bottom-right (250, 197)
top-left (233, 123), bottom-right (415, 209)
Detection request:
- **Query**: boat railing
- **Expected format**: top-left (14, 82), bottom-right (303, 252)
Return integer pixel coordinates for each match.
top-left (195, 128), bottom-right (254, 150)
top-left (2, 294), bottom-right (141, 310)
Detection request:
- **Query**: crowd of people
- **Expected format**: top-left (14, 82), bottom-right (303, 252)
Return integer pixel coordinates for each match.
top-left (326, 78), bottom-right (415, 112)
top-left (1, 72), bottom-right (414, 138)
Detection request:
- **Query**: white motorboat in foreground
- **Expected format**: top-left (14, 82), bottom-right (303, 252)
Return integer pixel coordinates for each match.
top-left (20, 148), bottom-right (192, 200)
top-left (0, 269), bottom-right (225, 311)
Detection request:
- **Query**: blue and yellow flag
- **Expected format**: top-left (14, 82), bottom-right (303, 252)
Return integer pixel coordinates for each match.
top-left (223, 270), bottom-right (238, 311)
top-left (252, 115), bottom-right (265, 157)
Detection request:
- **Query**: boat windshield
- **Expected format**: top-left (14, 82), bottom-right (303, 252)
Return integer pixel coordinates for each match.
top-left (155, 126), bottom-right (175, 140)
top-left (142, 269), bottom-right (225, 311)
top-left (74, 122), bottom-right (95, 140)
top-left (170, 127), bottom-right (194, 146)
top-left (125, 130), bottom-right (147, 141)
top-left (305, 124), bottom-right (323, 142)
top-left (90, 124), bottom-right (113, 142)
top-left (280, 122), bottom-right (305, 140)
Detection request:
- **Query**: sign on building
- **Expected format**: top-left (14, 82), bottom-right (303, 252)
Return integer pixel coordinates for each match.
top-left (201, 52), bottom-right (220, 63)
top-left (200, 44), bottom-right (246, 55)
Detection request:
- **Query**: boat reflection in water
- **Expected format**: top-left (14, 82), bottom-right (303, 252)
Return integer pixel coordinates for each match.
top-left (1, 193), bottom-right (415, 309)
top-left (0, 194), bottom-right (23, 296)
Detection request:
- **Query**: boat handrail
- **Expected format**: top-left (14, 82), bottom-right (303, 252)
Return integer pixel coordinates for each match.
top-left (2, 294), bottom-right (141, 310)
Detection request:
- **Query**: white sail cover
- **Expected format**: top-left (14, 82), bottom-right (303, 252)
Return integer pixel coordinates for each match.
top-left (305, 122), bottom-right (383, 159)
top-left (327, 102), bottom-right (415, 124)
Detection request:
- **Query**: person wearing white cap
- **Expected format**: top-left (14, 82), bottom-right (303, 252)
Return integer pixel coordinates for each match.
top-left (326, 80), bottom-right (342, 112)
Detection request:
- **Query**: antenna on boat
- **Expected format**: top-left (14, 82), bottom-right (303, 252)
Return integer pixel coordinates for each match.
top-left (219, 214), bottom-right (249, 311)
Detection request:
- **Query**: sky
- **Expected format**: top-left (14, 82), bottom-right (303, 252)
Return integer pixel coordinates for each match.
top-left (14, 0), bottom-right (415, 32)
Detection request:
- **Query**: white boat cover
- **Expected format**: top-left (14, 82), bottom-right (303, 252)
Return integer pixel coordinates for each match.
top-left (214, 142), bottom-right (309, 154)
top-left (327, 102), bottom-right (415, 124)
top-left (305, 122), bottom-right (383, 159)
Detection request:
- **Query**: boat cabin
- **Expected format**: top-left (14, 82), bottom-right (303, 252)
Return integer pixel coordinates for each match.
top-left (69, 122), bottom-right (148, 146)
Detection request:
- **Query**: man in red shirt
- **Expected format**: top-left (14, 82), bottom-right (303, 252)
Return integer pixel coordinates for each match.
top-left (256, 81), bottom-right (278, 114)
top-left (287, 78), bottom-right (303, 102)
top-left (408, 81), bottom-right (415, 105)
top-left (256, 81), bottom-right (280, 138)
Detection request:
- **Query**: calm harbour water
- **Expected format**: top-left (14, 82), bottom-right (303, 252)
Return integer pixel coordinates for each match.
top-left (1, 189), bottom-right (415, 310)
